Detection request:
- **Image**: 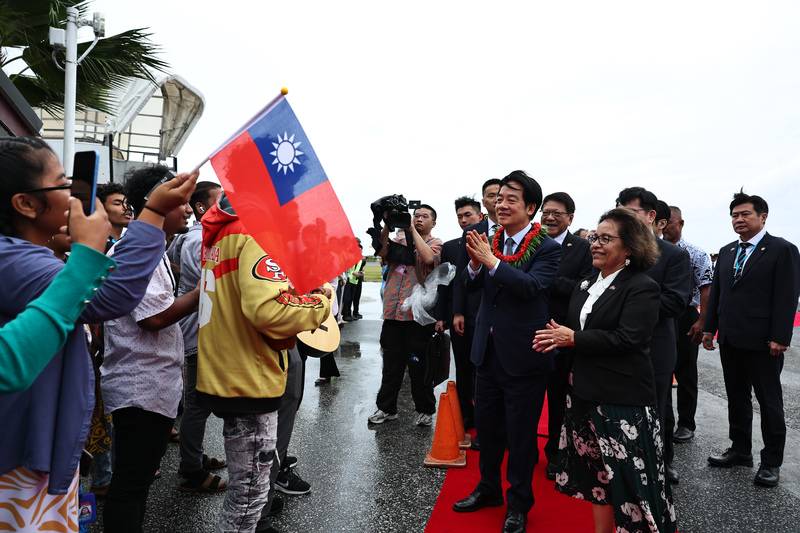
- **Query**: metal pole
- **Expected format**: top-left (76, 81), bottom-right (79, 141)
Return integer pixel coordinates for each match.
top-left (63, 6), bottom-right (79, 176)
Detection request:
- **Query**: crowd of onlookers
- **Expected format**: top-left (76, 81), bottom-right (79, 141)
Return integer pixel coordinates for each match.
top-left (0, 136), bottom-right (369, 533)
top-left (0, 135), bottom-right (798, 533)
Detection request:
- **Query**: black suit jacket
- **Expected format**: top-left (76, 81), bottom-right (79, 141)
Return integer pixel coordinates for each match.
top-left (434, 237), bottom-right (464, 325)
top-left (451, 219), bottom-right (491, 326)
top-left (568, 268), bottom-right (661, 406)
top-left (705, 233), bottom-right (800, 351)
top-left (465, 236), bottom-right (561, 376)
top-left (549, 232), bottom-right (594, 324)
top-left (644, 238), bottom-right (692, 377)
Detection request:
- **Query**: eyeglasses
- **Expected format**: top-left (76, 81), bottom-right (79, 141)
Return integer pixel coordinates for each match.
top-left (21, 182), bottom-right (73, 194)
top-left (541, 210), bottom-right (569, 218)
top-left (587, 233), bottom-right (621, 246)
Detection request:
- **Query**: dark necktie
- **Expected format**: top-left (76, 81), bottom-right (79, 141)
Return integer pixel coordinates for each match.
top-left (505, 237), bottom-right (516, 256)
top-left (490, 223), bottom-right (499, 237)
top-left (733, 242), bottom-right (751, 281)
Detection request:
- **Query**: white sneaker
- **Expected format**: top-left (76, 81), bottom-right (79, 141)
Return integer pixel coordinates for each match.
top-left (368, 409), bottom-right (398, 424)
top-left (415, 412), bottom-right (433, 427)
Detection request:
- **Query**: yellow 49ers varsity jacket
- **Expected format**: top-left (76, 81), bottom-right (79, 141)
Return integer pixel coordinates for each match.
top-left (196, 197), bottom-right (330, 414)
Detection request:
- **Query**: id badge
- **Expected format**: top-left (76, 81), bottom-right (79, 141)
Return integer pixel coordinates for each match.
top-left (78, 491), bottom-right (97, 531)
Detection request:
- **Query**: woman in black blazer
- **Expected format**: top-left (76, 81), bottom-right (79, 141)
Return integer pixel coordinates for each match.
top-left (534, 208), bottom-right (677, 533)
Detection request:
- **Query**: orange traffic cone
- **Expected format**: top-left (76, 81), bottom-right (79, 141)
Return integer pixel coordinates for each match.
top-left (424, 391), bottom-right (467, 468)
top-left (446, 380), bottom-right (472, 449)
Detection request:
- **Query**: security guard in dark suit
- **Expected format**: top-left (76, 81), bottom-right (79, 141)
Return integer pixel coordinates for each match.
top-left (617, 188), bottom-right (691, 485)
top-left (538, 192), bottom-right (593, 479)
top-left (704, 191), bottom-right (800, 488)
top-left (434, 196), bottom-right (484, 428)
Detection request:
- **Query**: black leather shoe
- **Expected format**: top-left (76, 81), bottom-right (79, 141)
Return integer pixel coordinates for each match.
top-left (666, 464), bottom-right (679, 484)
top-left (754, 465), bottom-right (780, 487)
top-left (708, 448), bottom-right (754, 468)
top-left (452, 490), bottom-right (503, 513)
top-left (673, 426), bottom-right (694, 443)
top-left (546, 461), bottom-right (558, 481)
top-left (503, 510), bottom-right (527, 533)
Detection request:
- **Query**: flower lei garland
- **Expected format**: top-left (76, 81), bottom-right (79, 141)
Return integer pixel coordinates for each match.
top-left (491, 223), bottom-right (549, 268)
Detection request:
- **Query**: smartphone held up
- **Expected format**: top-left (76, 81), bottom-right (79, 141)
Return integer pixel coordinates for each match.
top-left (71, 150), bottom-right (100, 216)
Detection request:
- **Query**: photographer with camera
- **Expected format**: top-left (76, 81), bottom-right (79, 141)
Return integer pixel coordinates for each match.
top-left (368, 200), bottom-right (442, 427)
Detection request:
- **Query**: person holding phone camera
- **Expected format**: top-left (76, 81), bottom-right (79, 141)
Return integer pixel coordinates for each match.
top-left (0, 137), bottom-right (196, 532)
top-left (0, 195), bottom-right (113, 392)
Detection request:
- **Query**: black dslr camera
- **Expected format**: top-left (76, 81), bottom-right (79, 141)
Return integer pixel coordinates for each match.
top-left (366, 194), bottom-right (422, 264)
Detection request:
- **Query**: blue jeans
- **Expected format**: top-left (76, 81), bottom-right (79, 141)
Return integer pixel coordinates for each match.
top-left (217, 412), bottom-right (278, 533)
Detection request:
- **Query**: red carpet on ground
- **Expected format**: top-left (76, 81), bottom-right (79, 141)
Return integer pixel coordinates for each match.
top-left (425, 397), bottom-right (594, 532)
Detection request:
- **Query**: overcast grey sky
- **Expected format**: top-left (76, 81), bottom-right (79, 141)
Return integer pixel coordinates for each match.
top-left (94, 0), bottom-right (799, 252)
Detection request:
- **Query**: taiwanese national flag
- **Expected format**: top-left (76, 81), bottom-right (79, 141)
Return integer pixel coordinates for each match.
top-left (209, 93), bottom-right (361, 294)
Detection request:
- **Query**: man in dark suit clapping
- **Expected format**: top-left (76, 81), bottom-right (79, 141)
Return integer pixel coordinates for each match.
top-left (434, 196), bottom-right (484, 429)
top-left (617, 187), bottom-right (691, 485)
top-left (703, 191), bottom-right (800, 487)
top-left (539, 192), bottom-right (593, 479)
top-left (452, 171), bottom-right (560, 533)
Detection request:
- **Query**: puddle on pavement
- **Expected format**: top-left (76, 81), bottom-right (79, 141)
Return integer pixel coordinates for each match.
top-left (339, 341), bottom-right (362, 358)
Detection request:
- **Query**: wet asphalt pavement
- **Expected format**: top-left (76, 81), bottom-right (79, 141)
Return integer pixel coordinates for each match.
top-left (88, 284), bottom-right (800, 532)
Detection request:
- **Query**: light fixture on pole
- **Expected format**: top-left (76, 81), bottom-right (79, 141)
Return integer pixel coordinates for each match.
top-left (48, 7), bottom-right (105, 176)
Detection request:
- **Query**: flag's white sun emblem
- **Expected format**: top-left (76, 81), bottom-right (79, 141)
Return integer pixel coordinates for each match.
top-left (270, 132), bottom-right (304, 174)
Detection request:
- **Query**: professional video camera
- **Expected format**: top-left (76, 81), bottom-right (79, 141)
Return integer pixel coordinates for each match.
top-left (366, 194), bottom-right (422, 264)
top-left (369, 195), bottom-right (422, 231)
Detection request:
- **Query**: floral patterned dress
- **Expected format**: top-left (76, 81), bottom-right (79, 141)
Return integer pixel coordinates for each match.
top-left (555, 390), bottom-right (677, 533)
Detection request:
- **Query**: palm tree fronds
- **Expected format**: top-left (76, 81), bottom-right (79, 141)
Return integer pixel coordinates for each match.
top-left (2, 1), bottom-right (169, 116)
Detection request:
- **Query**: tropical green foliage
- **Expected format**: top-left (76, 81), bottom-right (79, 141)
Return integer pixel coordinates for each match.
top-left (0, 0), bottom-right (168, 115)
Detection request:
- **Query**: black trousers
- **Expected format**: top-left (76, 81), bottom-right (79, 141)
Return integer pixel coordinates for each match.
top-left (720, 342), bottom-right (786, 467)
top-left (476, 342), bottom-right (547, 514)
top-left (450, 324), bottom-right (476, 428)
top-left (545, 349), bottom-right (572, 462)
top-left (674, 306), bottom-right (700, 430)
top-left (376, 320), bottom-right (436, 415)
top-left (319, 352), bottom-right (341, 378)
top-left (104, 407), bottom-right (173, 533)
top-left (342, 282), bottom-right (362, 317)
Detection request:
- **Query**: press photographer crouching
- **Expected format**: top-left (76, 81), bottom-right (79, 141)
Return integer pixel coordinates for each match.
top-left (368, 199), bottom-right (443, 427)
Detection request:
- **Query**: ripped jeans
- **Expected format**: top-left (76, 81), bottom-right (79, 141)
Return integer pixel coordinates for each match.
top-left (217, 412), bottom-right (278, 533)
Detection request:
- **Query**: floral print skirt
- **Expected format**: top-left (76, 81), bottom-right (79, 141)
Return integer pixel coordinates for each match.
top-left (554, 392), bottom-right (677, 533)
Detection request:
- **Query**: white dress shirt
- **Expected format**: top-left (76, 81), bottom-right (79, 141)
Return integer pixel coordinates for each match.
top-left (553, 229), bottom-right (569, 246)
top-left (735, 227), bottom-right (767, 269)
top-left (579, 267), bottom-right (624, 330)
top-left (487, 218), bottom-right (500, 240)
